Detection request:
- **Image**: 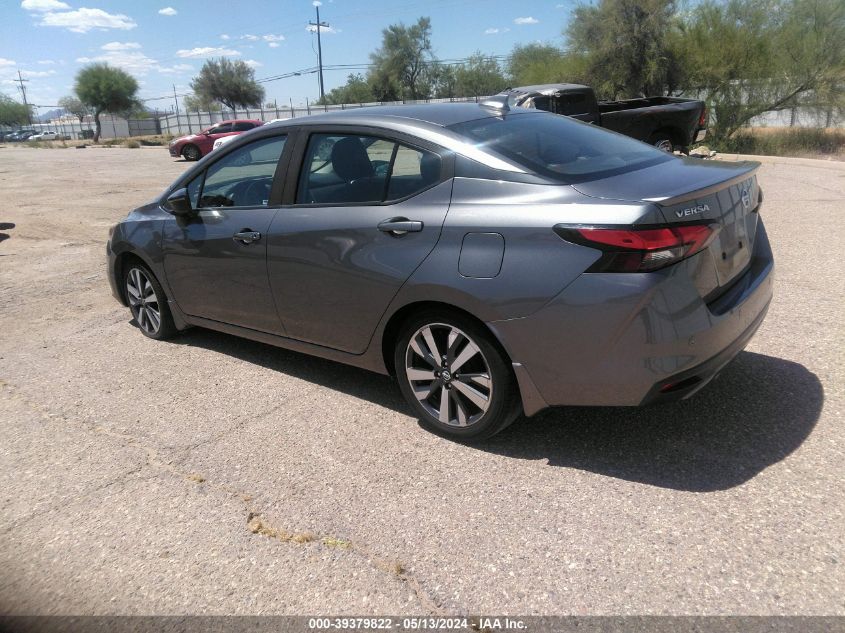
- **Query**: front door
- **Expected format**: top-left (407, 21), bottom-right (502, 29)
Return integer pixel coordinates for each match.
top-left (162, 133), bottom-right (289, 334)
top-left (267, 131), bottom-right (451, 354)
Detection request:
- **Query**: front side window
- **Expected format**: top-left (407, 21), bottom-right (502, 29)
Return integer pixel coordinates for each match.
top-left (297, 133), bottom-right (441, 205)
top-left (232, 121), bottom-right (256, 132)
top-left (189, 135), bottom-right (286, 208)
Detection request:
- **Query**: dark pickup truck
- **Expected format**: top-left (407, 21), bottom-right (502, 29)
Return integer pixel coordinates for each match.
top-left (500, 84), bottom-right (707, 153)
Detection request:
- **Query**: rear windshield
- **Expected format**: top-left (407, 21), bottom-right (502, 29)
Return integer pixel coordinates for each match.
top-left (448, 112), bottom-right (671, 183)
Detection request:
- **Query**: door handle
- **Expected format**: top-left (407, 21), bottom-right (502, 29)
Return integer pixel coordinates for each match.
top-left (378, 217), bottom-right (423, 236)
top-left (233, 230), bottom-right (261, 245)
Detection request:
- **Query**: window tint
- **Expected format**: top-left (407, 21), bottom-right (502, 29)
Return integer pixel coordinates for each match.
top-left (297, 133), bottom-right (441, 205)
top-left (209, 123), bottom-right (233, 134)
top-left (232, 121), bottom-right (256, 132)
top-left (387, 145), bottom-right (441, 200)
top-left (196, 135), bottom-right (286, 208)
top-left (448, 112), bottom-right (671, 183)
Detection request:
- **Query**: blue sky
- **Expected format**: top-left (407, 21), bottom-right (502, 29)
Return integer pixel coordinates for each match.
top-left (1, 0), bottom-right (574, 115)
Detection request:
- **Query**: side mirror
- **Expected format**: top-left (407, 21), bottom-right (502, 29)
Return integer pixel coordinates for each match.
top-left (164, 187), bottom-right (193, 216)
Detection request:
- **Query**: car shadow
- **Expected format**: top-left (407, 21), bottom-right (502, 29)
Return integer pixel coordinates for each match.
top-left (165, 328), bottom-right (822, 492)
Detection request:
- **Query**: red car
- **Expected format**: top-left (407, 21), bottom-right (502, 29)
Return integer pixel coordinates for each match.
top-left (168, 119), bottom-right (263, 161)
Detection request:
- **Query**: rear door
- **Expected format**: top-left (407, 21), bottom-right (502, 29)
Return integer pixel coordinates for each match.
top-left (266, 128), bottom-right (452, 354)
top-left (162, 132), bottom-right (291, 334)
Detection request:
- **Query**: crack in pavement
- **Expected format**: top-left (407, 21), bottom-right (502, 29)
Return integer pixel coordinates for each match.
top-left (0, 378), bottom-right (448, 615)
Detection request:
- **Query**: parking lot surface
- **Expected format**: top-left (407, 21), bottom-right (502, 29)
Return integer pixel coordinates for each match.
top-left (0, 147), bottom-right (842, 615)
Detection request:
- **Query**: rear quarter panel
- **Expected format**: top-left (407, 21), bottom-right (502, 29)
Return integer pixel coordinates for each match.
top-left (385, 178), bottom-right (665, 323)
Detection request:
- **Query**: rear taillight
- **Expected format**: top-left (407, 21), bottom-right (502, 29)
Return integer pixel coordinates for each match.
top-left (554, 224), bottom-right (717, 273)
top-left (698, 107), bottom-right (707, 128)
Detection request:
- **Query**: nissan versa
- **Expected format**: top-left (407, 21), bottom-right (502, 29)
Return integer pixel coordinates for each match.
top-left (107, 101), bottom-right (773, 440)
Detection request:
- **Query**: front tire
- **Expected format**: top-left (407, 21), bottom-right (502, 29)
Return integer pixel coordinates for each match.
top-left (124, 264), bottom-right (177, 340)
top-left (394, 311), bottom-right (520, 441)
top-left (181, 143), bottom-right (201, 161)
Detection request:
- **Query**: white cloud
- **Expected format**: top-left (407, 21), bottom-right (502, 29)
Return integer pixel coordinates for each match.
top-left (37, 59), bottom-right (56, 64)
top-left (21, 0), bottom-right (70, 11)
top-left (176, 47), bottom-right (241, 58)
top-left (263, 34), bottom-right (285, 42)
top-left (0, 58), bottom-right (16, 68)
top-left (101, 41), bottom-right (141, 51)
top-left (76, 44), bottom-right (191, 76)
top-left (158, 63), bottom-right (193, 74)
top-left (220, 34), bottom-right (230, 40)
top-left (21, 69), bottom-right (57, 77)
top-left (484, 28), bottom-right (499, 34)
top-left (241, 34), bottom-right (259, 41)
top-left (39, 8), bottom-right (137, 33)
top-left (158, 7), bottom-right (177, 16)
top-left (313, 1), bottom-right (322, 5)
top-left (268, 42), bottom-right (280, 48)
top-left (77, 51), bottom-right (157, 74)
top-left (243, 59), bottom-right (262, 68)
top-left (514, 16), bottom-right (539, 24)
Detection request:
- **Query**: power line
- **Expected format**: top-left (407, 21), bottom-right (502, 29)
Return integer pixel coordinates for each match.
top-left (137, 52), bottom-right (513, 105)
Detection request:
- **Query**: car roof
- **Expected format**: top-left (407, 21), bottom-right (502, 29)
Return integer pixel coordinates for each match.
top-left (265, 102), bottom-right (537, 129)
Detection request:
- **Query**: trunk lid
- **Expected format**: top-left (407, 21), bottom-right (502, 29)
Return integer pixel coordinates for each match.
top-left (572, 157), bottom-right (761, 294)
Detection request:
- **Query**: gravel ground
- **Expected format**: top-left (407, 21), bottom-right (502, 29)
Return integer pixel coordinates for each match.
top-left (0, 147), bottom-right (842, 616)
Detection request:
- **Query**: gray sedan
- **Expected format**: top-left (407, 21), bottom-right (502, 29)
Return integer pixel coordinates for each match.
top-left (107, 102), bottom-right (773, 440)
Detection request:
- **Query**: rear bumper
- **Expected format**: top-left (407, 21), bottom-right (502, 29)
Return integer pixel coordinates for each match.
top-left (490, 220), bottom-right (774, 414)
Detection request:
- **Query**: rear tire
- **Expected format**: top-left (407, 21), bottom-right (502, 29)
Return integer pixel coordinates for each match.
top-left (124, 263), bottom-right (178, 340)
top-left (394, 310), bottom-right (520, 441)
top-left (182, 143), bottom-right (201, 161)
top-left (650, 133), bottom-right (674, 153)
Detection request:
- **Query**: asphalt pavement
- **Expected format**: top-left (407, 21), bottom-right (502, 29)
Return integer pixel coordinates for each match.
top-left (0, 147), bottom-right (842, 616)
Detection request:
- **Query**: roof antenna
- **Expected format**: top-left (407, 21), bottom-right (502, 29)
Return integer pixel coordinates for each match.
top-left (479, 94), bottom-right (510, 112)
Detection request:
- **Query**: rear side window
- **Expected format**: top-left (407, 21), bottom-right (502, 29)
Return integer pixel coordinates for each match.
top-left (297, 133), bottom-right (441, 205)
top-left (190, 135), bottom-right (286, 208)
top-left (448, 112), bottom-right (670, 183)
top-left (209, 123), bottom-right (233, 134)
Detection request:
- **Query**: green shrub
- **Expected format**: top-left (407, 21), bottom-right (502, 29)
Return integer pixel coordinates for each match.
top-left (717, 128), bottom-right (845, 157)
top-left (124, 140), bottom-right (140, 148)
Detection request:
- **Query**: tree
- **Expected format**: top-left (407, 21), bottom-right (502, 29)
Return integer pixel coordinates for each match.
top-left (508, 44), bottom-right (575, 86)
top-left (190, 58), bottom-right (265, 113)
top-left (431, 64), bottom-right (458, 98)
top-left (183, 94), bottom-right (222, 112)
top-left (679, 0), bottom-right (845, 141)
top-left (74, 63), bottom-right (139, 143)
top-left (566, 0), bottom-right (684, 99)
top-left (317, 74), bottom-right (376, 105)
top-left (0, 94), bottom-right (32, 126)
top-left (58, 96), bottom-right (89, 125)
top-left (369, 17), bottom-right (435, 101)
top-left (453, 52), bottom-right (508, 97)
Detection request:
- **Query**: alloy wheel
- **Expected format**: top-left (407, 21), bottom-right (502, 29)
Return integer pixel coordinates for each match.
top-left (126, 267), bottom-right (161, 336)
top-left (183, 145), bottom-right (200, 161)
top-left (404, 323), bottom-right (493, 427)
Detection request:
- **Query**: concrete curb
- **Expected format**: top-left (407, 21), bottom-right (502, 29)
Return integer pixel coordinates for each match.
top-left (714, 153), bottom-right (845, 169)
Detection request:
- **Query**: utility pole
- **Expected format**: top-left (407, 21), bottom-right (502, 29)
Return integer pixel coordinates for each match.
top-left (15, 70), bottom-right (32, 125)
top-left (172, 84), bottom-right (179, 113)
top-left (309, 4), bottom-right (328, 102)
